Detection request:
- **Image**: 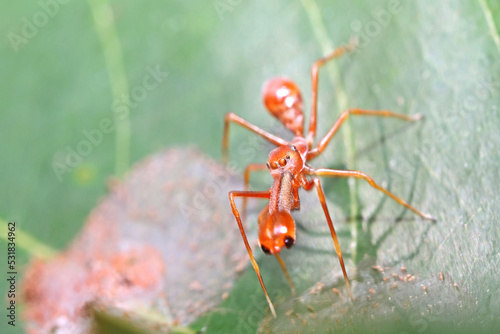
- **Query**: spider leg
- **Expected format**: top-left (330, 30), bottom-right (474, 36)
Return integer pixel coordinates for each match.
top-left (307, 109), bottom-right (423, 160)
top-left (228, 190), bottom-right (277, 318)
top-left (223, 113), bottom-right (288, 163)
top-left (242, 163), bottom-right (269, 224)
top-left (308, 167), bottom-right (436, 221)
top-left (307, 40), bottom-right (358, 146)
top-left (302, 176), bottom-right (353, 300)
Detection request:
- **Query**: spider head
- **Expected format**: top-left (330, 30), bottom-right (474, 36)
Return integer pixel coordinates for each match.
top-left (262, 78), bottom-right (304, 136)
top-left (266, 144), bottom-right (304, 178)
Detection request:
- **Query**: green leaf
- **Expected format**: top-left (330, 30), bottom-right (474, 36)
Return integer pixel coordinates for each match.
top-left (191, 0), bottom-right (500, 332)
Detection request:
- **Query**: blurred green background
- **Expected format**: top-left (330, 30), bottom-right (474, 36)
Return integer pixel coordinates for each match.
top-left (1, 0), bottom-right (499, 333)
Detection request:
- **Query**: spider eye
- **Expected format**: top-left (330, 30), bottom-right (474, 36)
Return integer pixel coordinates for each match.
top-left (290, 145), bottom-right (298, 152)
top-left (285, 155), bottom-right (290, 160)
top-left (278, 158), bottom-right (286, 167)
top-left (284, 236), bottom-right (295, 248)
top-left (270, 161), bottom-right (278, 169)
top-left (261, 245), bottom-right (271, 254)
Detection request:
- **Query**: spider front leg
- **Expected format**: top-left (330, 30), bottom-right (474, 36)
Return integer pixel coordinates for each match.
top-left (228, 190), bottom-right (277, 318)
top-left (308, 168), bottom-right (436, 221)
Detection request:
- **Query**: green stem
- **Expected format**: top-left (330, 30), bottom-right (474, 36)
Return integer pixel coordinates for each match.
top-left (478, 0), bottom-right (500, 55)
top-left (0, 218), bottom-right (57, 260)
top-left (87, 0), bottom-right (130, 177)
top-left (300, 0), bottom-right (360, 259)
